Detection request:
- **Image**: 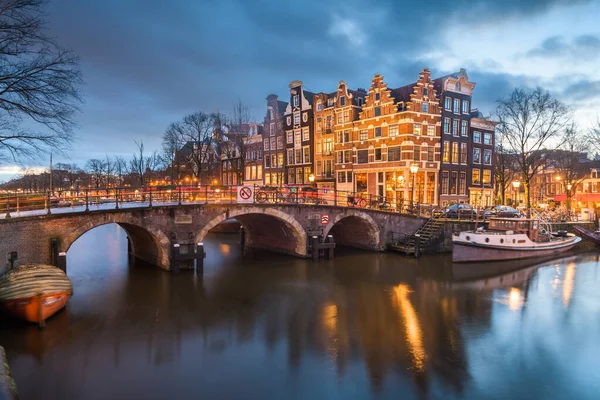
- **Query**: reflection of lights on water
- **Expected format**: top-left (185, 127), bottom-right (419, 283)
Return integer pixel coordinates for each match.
top-left (218, 243), bottom-right (231, 256)
top-left (321, 303), bottom-right (339, 362)
top-left (562, 263), bottom-right (576, 309)
top-left (508, 287), bottom-right (522, 311)
top-left (394, 284), bottom-right (426, 371)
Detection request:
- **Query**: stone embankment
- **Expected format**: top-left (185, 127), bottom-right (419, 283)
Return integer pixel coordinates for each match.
top-left (0, 346), bottom-right (17, 400)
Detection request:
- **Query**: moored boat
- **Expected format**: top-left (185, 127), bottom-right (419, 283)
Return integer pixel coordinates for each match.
top-left (0, 264), bottom-right (72, 326)
top-left (452, 217), bottom-right (581, 263)
top-left (573, 225), bottom-right (600, 246)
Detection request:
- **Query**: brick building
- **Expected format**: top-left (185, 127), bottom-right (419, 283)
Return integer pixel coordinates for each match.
top-left (344, 69), bottom-right (442, 207)
top-left (284, 80), bottom-right (315, 186)
top-left (262, 94), bottom-right (287, 186)
top-left (434, 69), bottom-right (476, 206)
top-left (469, 110), bottom-right (497, 206)
top-left (313, 91), bottom-right (337, 190)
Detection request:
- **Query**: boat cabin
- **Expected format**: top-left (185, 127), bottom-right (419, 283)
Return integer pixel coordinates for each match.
top-left (488, 218), bottom-right (541, 242)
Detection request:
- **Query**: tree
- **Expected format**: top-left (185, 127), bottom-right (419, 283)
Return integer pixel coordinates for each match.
top-left (179, 111), bottom-right (218, 184)
top-left (0, 0), bottom-right (82, 164)
top-left (129, 140), bottom-right (160, 186)
top-left (114, 156), bottom-right (127, 186)
top-left (555, 124), bottom-right (588, 213)
top-left (496, 87), bottom-right (570, 217)
top-left (493, 131), bottom-right (517, 205)
top-left (85, 158), bottom-right (106, 192)
top-left (216, 100), bottom-right (253, 186)
top-left (161, 122), bottom-right (184, 182)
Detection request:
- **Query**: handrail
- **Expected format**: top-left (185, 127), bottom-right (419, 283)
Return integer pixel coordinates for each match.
top-left (0, 184), bottom-right (435, 219)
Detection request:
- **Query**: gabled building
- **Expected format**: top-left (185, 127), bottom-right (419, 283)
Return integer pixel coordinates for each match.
top-left (434, 69), bottom-right (476, 206)
top-left (332, 81), bottom-right (365, 193)
top-left (284, 80), bottom-right (315, 185)
top-left (348, 69), bottom-right (442, 206)
top-left (313, 91), bottom-right (337, 189)
top-left (243, 133), bottom-right (263, 185)
top-left (263, 94), bottom-right (287, 186)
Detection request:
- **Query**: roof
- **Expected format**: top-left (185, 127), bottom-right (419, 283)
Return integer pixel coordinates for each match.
top-left (389, 83), bottom-right (415, 103)
top-left (277, 100), bottom-right (288, 114)
top-left (303, 90), bottom-right (316, 105)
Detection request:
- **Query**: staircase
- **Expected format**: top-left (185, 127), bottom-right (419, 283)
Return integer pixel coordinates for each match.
top-left (391, 215), bottom-right (446, 255)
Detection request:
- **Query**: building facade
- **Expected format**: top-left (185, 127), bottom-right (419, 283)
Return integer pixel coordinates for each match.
top-left (313, 91), bottom-right (337, 190)
top-left (434, 69), bottom-right (476, 206)
top-left (346, 70), bottom-right (442, 207)
top-left (469, 110), bottom-right (497, 207)
top-left (262, 94), bottom-right (287, 186)
top-left (284, 80), bottom-right (315, 186)
top-left (243, 133), bottom-right (263, 185)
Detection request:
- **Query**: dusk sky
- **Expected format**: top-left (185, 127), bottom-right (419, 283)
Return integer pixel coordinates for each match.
top-left (2, 0), bottom-right (600, 180)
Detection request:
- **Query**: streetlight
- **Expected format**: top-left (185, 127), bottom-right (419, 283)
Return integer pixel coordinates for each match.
top-left (512, 180), bottom-right (520, 206)
top-left (308, 173), bottom-right (315, 183)
top-left (410, 163), bottom-right (419, 206)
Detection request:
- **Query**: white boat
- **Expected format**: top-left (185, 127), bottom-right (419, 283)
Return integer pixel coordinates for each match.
top-left (452, 217), bottom-right (581, 263)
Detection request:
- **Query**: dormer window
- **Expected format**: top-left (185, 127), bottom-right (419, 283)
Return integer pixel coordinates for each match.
top-left (423, 88), bottom-right (428, 96)
top-left (317, 101), bottom-right (322, 111)
top-left (327, 99), bottom-right (334, 107)
top-left (455, 82), bottom-right (461, 91)
top-left (340, 96), bottom-right (346, 106)
top-left (357, 97), bottom-right (364, 106)
top-left (293, 95), bottom-right (299, 107)
top-left (375, 92), bottom-right (380, 102)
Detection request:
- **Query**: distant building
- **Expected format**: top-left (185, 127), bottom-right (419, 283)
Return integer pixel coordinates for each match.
top-left (243, 133), bottom-right (264, 185)
top-left (262, 94), bottom-right (287, 186)
top-left (284, 80), bottom-right (315, 186)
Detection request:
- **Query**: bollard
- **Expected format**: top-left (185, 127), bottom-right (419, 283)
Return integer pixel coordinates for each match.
top-left (196, 242), bottom-right (206, 270)
top-left (85, 189), bottom-right (89, 212)
top-left (115, 188), bottom-right (119, 209)
top-left (312, 235), bottom-right (319, 261)
top-left (326, 235), bottom-right (335, 260)
top-left (57, 252), bottom-right (67, 272)
top-left (171, 243), bottom-right (180, 274)
top-left (414, 234), bottom-right (421, 258)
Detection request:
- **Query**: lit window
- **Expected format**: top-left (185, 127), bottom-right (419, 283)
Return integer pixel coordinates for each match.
top-left (427, 125), bottom-right (435, 136)
top-left (389, 125), bottom-right (398, 137)
top-left (414, 123), bottom-right (421, 136)
top-left (360, 130), bottom-right (368, 141)
top-left (472, 169), bottom-right (481, 184)
top-left (452, 142), bottom-right (458, 163)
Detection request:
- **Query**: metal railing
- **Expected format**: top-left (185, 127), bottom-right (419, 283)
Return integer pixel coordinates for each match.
top-left (0, 185), bottom-right (440, 219)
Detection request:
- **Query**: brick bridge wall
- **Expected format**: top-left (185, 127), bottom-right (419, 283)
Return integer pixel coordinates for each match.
top-left (0, 204), bottom-right (425, 274)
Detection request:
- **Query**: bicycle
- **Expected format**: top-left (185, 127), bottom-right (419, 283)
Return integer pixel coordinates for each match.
top-left (347, 195), bottom-right (366, 208)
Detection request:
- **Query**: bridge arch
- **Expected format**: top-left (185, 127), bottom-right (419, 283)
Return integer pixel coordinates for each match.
top-left (324, 211), bottom-right (381, 251)
top-left (198, 207), bottom-right (307, 257)
top-left (62, 216), bottom-right (171, 270)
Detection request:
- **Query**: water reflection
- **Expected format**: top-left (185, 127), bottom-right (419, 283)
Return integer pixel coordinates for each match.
top-left (1, 224), bottom-right (600, 399)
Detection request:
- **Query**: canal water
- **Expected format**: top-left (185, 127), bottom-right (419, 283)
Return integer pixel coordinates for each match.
top-left (1, 223), bottom-right (600, 399)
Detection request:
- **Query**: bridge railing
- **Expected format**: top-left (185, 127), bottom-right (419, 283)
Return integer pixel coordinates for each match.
top-left (0, 185), bottom-right (433, 218)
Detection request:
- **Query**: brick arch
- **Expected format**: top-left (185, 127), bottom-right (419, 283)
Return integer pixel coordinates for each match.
top-left (323, 211), bottom-right (381, 250)
top-left (197, 207), bottom-right (307, 256)
top-left (62, 215), bottom-right (171, 269)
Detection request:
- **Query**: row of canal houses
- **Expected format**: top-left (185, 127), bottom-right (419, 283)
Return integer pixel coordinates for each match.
top-left (245, 68), bottom-right (497, 207)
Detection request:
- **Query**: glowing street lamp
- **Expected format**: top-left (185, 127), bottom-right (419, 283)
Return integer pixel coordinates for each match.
top-left (410, 164), bottom-right (419, 206)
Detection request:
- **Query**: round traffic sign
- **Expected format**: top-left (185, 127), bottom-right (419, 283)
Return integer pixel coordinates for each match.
top-left (239, 186), bottom-right (253, 200)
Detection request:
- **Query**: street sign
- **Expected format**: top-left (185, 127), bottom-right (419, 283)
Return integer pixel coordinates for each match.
top-left (237, 186), bottom-right (254, 203)
top-left (321, 214), bottom-right (330, 225)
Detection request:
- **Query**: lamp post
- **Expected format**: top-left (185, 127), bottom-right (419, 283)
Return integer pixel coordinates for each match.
top-left (308, 173), bottom-right (316, 189)
top-left (512, 180), bottom-right (520, 207)
top-left (410, 164), bottom-right (419, 207)
top-left (566, 182), bottom-right (573, 213)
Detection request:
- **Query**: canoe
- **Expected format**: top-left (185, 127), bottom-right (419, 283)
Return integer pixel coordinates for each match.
top-left (573, 225), bottom-right (600, 245)
top-left (0, 264), bottom-right (72, 325)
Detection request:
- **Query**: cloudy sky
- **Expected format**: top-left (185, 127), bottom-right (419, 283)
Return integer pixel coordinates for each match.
top-left (2, 0), bottom-right (600, 180)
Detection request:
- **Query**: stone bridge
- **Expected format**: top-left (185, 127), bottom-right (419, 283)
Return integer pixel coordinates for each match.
top-left (0, 204), bottom-right (425, 273)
